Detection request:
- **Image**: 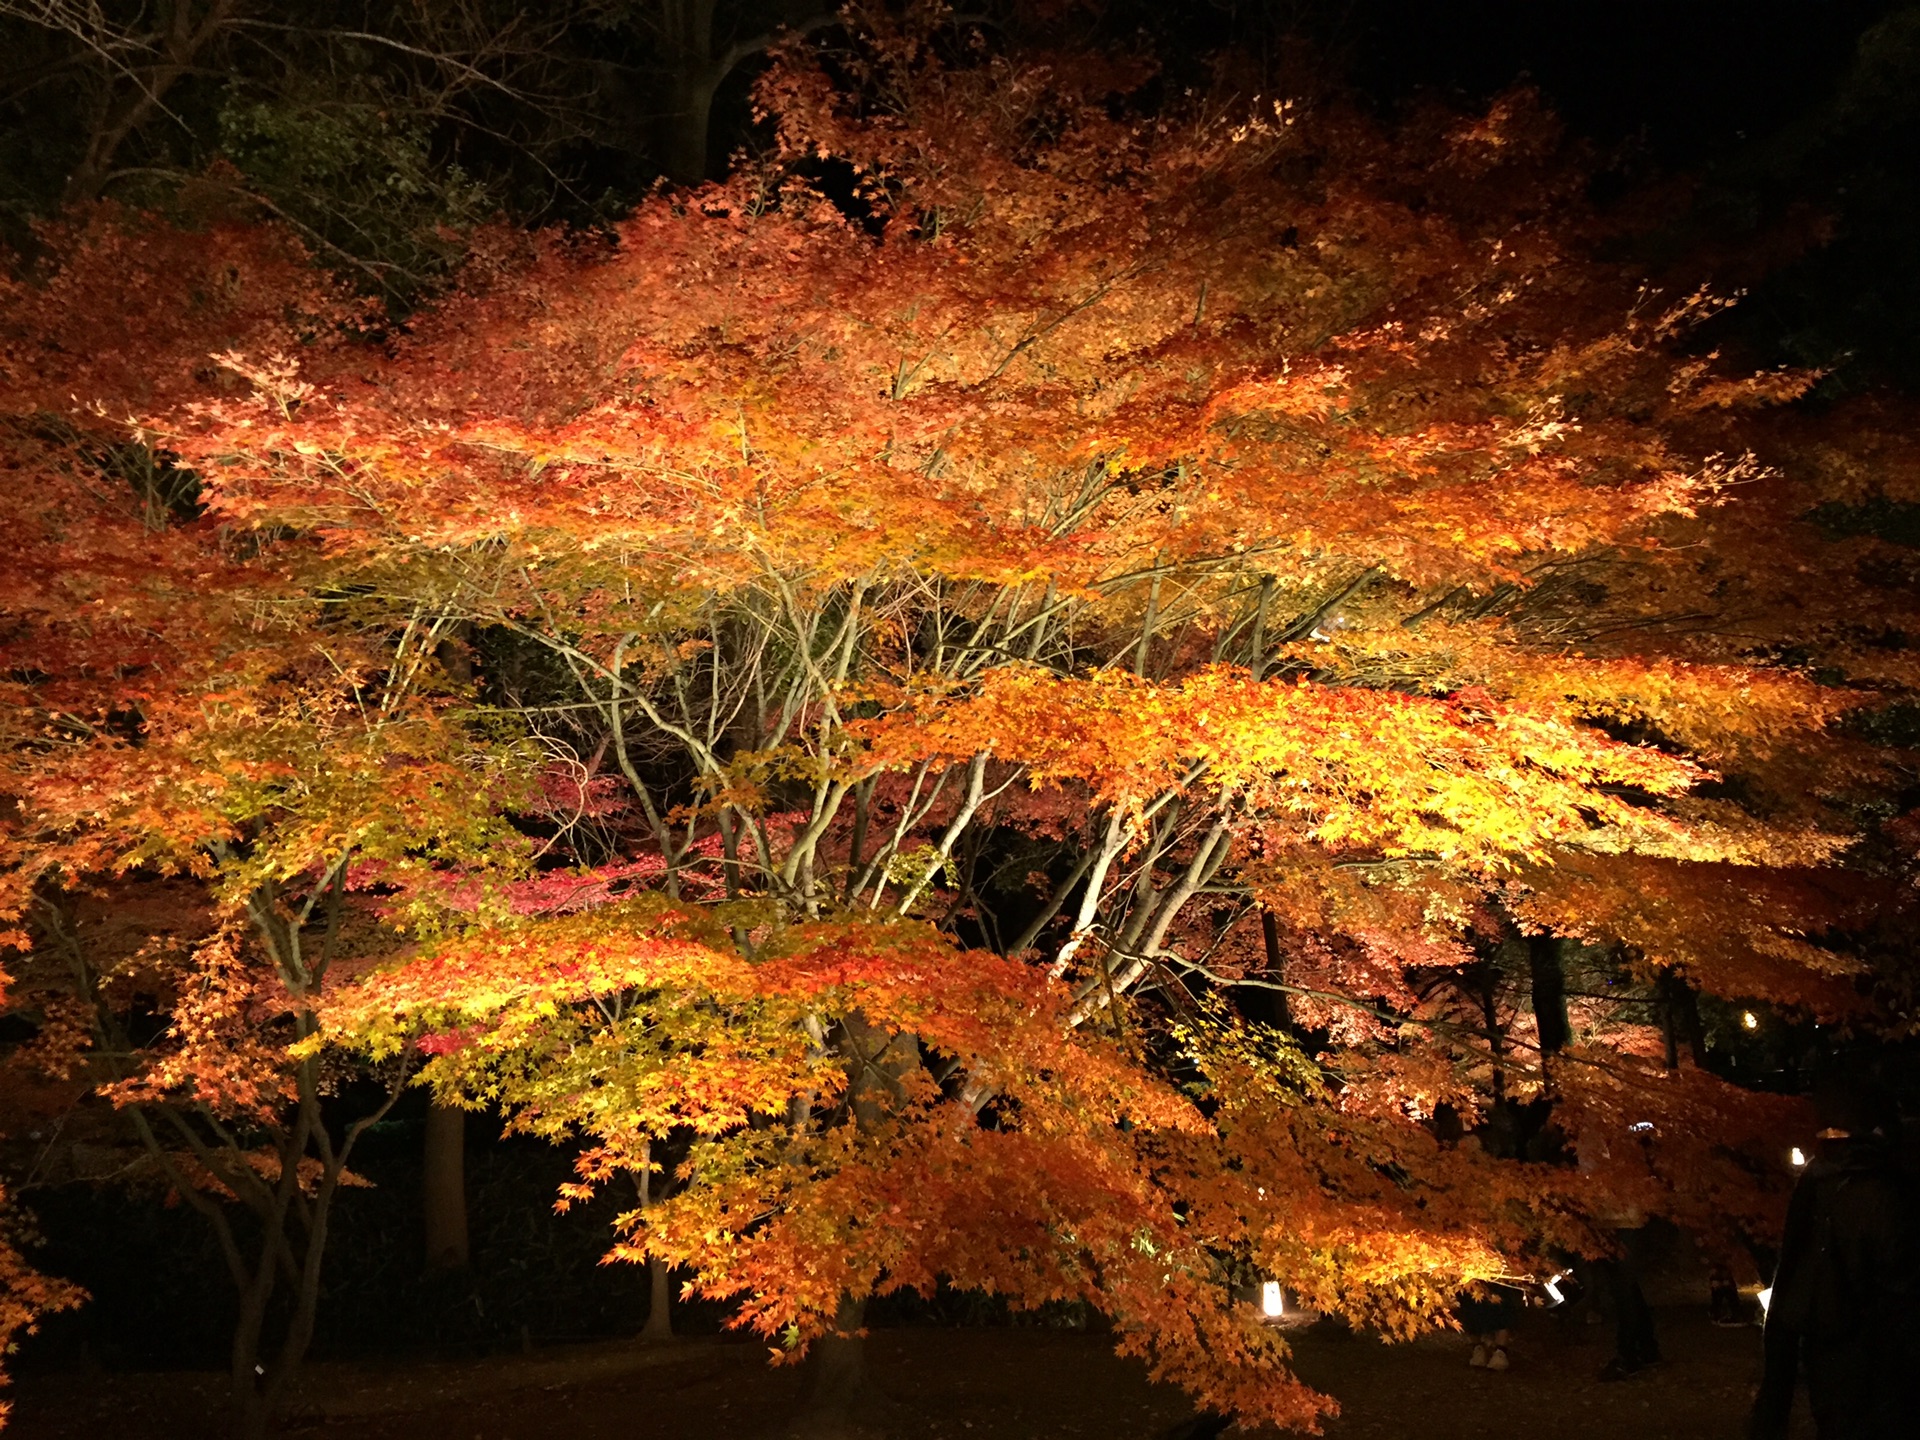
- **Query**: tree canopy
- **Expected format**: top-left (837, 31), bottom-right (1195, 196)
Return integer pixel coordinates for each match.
top-left (4, 15), bottom-right (1918, 1437)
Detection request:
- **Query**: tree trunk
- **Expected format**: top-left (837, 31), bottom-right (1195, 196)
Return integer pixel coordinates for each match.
top-left (1256, 909), bottom-right (1296, 1033)
top-left (638, 1139), bottom-right (673, 1341)
top-left (228, 1279), bottom-right (272, 1440)
top-left (423, 1102), bottom-right (470, 1273)
top-left (1476, 963), bottom-right (1507, 1104)
top-left (227, 1112), bottom-right (312, 1440)
top-left (784, 1292), bottom-right (881, 1439)
top-left (661, 71), bottom-right (720, 185)
top-left (1528, 935), bottom-right (1571, 1057)
top-left (776, 1016), bottom-right (919, 1436)
top-left (1660, 970), bottom-right (1708, 1067)
top-left (807, 1294), bottom-right (869, 1411)
top-left (653, 0), bottom-right (721, 185)
top-left (63, 0), bottom-right (241, 204)
top-left (642, 1255), bottom-right (675, 1342)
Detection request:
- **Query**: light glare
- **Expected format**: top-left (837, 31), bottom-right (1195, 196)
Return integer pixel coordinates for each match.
top-left (1261, 1281), bottom-right (1284, 1318)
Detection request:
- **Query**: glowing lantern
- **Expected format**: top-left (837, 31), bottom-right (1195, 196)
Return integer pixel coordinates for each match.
top-left (1742, 1011), bottom-right (1760, 1030)
top-left (1790, 1146), bottom-right (1807, 1169)
top-left (1260, 1281), bottom-right (1285, 1318)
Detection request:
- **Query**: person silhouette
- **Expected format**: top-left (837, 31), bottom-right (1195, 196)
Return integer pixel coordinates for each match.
top-left (1748, 1085), bottom-right (1919, 1440)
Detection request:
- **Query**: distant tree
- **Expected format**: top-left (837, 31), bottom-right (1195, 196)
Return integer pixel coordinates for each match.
top-left (599, 0), bottom-right (836, 183)
top-left (0, 1), bottom-right (623, 298)
top-left (0, 0), bottom-right (888, 304)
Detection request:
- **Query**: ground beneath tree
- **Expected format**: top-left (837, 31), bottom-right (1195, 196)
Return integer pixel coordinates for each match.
top-left (9, 1306), bottom-right (1812, 1438)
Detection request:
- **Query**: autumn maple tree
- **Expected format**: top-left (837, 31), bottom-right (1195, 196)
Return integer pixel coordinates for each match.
top-left (5, 13), bottom-right (1917, 1437)
top-left (0, 211), bottom-right (536, 1435)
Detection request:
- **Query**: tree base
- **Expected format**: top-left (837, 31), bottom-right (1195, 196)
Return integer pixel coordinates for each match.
top-left (766, 1310), bottom-right (914, 1440)
top-left (774, 1388), bottom-right (915, 1440)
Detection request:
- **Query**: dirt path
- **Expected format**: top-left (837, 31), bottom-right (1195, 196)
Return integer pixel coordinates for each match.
top-left (9, 1307), bottom-right (1806, 1438)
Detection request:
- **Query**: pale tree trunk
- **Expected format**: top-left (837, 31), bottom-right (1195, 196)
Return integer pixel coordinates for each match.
top-left (423, 1102), bottom-right (470, 1272)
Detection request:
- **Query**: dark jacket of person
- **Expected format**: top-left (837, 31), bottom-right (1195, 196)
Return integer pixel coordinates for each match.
top-left (1749, 1137), bottom-right (1920, 1440)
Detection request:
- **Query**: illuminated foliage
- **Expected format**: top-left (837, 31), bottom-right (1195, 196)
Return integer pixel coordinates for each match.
top-left (6, 18), bottom-right (1916, 1434)
top-left (0, 214), bottom-right (531, 1436)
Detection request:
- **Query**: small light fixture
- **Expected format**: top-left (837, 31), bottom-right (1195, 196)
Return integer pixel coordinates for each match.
top-left (1261, 1281), bottom-right (1284, 1318)
top-left (1790, 1146), bottom-right (1807, 1169)
top-left (1742, 1011), bottom-right (1759, 1031)
top-left (1757, 1286), bottom-right (1773, 1316)
top-left (1542, 1273), bottom-right (1566, 1305)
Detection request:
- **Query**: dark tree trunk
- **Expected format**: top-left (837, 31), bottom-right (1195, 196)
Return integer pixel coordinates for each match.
top-left (638, 1139), bottom-right (673, 1341)
top-left (1474, 962), bottom-right (1507, 1104)
top-left (661, 70), bottom-right (720, 185)
top-left (775, 1015), bottom-right (920, 1437)
top-left (1661, 973), bottom-right (1682, 1070)
top-left (63, 0), bottom-right (241, 204)
top-left (1528, 935), bottom-right (1571, 1056)
top-left (785, 1293), bottom-right (886, 1439)
top-left (806, 1294), bottom-right (869, 1411)
top-left (650, 2), bottom-right (835, 186)
top-left (1256, 908), bottom-right (1296, 1033)
top-left (1660, 969), bottom-right (1708, 1067)
top-left (228, 1280), bottom-right (272, 1440)
top-left (225, 1074), bottom-right (368, 1439)
top-left (653, 0), bottom-right (721, 186)
top-left (423, 1102), bottom-right (470, 1272)
top-left (642, 1255), bottom-right (675, 1342)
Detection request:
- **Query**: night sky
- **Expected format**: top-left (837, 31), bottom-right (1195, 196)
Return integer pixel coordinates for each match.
top-left (1136, 1), bottom-right (1920, 386)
